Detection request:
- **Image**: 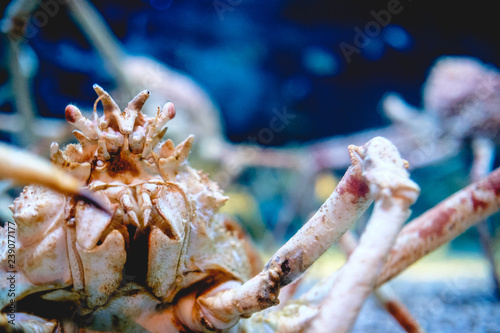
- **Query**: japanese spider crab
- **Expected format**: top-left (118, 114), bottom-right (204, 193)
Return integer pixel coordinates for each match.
top-left (1, 85), bottom-right (499, 333)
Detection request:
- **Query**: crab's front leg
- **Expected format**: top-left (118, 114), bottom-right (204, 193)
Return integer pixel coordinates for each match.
top-left (0, 142), bottom-right (108, 212)
top-left (307, 140), bottom-right (420, 333)
top-left (176, 137), bottom-right (411, 332)
top-left (0, 312), bottom-right (58, 333)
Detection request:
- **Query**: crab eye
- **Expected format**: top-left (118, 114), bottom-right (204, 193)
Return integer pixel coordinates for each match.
top-left (96, 160), bottom-right (105, 167)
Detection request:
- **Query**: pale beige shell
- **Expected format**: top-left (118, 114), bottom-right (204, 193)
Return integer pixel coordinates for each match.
top-left (0, 85), bottom-right (252, 313)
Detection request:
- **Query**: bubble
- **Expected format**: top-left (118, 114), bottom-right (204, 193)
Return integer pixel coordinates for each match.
top-left (383, 25), bottom-right (412, 50)
top-left (302, 47), bottom-right (339, 76)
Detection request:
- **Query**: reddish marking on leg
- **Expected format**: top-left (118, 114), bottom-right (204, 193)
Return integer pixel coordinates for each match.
top-left (418, 208), bottom-right (456, 239)
top-left (338, 176), bottom-right (369, 201)
top-left (471, 192), bottom-right (488, 212)
top-left (484, 176), bottom-right (500, 195)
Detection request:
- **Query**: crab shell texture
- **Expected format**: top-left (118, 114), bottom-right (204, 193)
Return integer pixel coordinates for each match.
top-left (0, 86), bottom-right (253, 317)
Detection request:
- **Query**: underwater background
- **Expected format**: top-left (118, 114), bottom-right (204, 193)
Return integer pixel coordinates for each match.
top-left (1, 0), bottom-right (500, 256)
top-left (1, 0), bottom-right (500, 142)
top-left (1, 1), bottom-right (500, 331)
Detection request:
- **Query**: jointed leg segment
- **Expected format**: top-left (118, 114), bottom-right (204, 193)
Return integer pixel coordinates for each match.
top-left (188, 137), bottom-right (417, 331)
top-left (338, 231), bottom-right (424, 333)
top-left (239, 144), bottom-right (500, 333)
top-left (377, 164), bottom-right (500, 287)
top-left (308, 192), bottom-right (417, 333)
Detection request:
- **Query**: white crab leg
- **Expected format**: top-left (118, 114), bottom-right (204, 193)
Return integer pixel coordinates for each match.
top-left (193, 137), bottom-right (415, 331)
top-left (0, 142), bottom-right (80, 193)
top-left (338, 230), bottom-right (424, 333)
top-left (245, 164), bottom-right (500, 333)
top-left (308, 166), bottom-right (500, 299)
top-left (185, 148), bottom-right (371, 330)
top-left (307, 151), bottom-right (418, 333)
top-left (0, 143), bottom-right (107, 211)
top-left (376, 165), bottom-right (500, 287)
top-left (0, 312), bottom-right (57, 333)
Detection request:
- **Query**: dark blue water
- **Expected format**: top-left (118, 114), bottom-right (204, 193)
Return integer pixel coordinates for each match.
top-left (2, 0), bottom-right (499, 144)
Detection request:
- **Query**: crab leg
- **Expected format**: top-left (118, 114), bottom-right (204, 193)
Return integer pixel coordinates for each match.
top-left (377, 165), bottom-right (500, 287)
top-left (241, 157), bottom-right (500, 333)
top-left (0, 313), bottom-right (57, 333)
top-left (307, 164), bottom-right (500, 299)
top-left (307, 152), bottom-right (419, 333)
top-left (338, 230), bottom-right (424, 333)
top-left (188, 137), bottom-right (416, 331)
top-left (2, 0), bottom-right (39, 147)
top-left (0, 143), bottom-right (108, 212)
top-left (470, 136), bottom-right (499, 295)
top-left (180, 144), bottom-right (371, 330)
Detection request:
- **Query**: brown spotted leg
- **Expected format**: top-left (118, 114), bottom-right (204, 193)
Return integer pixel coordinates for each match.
top-left (240, 165), bottom-right (500, 333)
top-left (470, 136), bottom-right (499, 296)
top-left (377, 165), bottom-right (500, 287)
top-left (307, 141), bottom-right (419, 333)
top-left (176, 137), bottom-right (419, 332)
top-left (174, 139), bottom-right (376, 331)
